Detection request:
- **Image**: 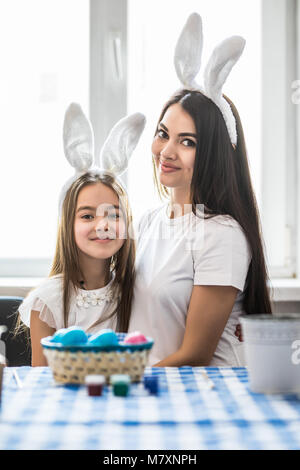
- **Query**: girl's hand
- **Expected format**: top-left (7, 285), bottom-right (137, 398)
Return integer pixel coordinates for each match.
top-left (234, 324), bottom-right (243, 342)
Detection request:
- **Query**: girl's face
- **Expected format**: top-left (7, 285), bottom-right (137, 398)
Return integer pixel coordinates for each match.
top-left (74, 182), bottom-right (126, 261)
top-left (152, 103), bottom-right (197, 190)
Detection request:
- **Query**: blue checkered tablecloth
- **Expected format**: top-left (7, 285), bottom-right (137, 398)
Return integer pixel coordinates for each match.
top-left (1, 366), bottom-right (300, 450)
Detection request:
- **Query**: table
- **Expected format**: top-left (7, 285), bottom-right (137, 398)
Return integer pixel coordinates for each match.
top-left (1, 366), bottom-right (300, 450)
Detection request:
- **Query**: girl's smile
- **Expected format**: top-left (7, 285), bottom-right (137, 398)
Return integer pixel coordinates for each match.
top-left (74, 182), bottom-right (126, 261)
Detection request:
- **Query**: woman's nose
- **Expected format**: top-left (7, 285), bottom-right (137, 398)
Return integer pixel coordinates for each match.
top-left (160, 140), bottom-right (177, 159)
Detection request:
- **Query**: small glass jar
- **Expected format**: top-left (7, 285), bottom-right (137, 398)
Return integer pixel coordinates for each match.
top-left (85, 374), bottom-right (106, 396)
top-left (143, 375), bottom-right (159, 395)
top-left (110, 374), bottom-right (131, 397)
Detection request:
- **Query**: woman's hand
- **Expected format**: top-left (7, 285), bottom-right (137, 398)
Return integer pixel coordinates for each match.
top-left (234, 324), bottom-right (243, 342)
top-left (30, 310), bottom-right (55, 366)
top-left (154, 285), bottom-right (238, 367)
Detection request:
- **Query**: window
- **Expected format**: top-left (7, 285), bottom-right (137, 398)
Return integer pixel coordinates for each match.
top-left (0, 0), bottom-right (298, 280)
top-left (0, 0), bottom-right (89, 276)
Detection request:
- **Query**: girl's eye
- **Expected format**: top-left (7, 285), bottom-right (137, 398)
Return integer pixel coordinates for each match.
top-left (81, 214), bottom-right (94, 220)
top-left (108, 213), bottom-right (120, 220)
top-left (181, 138), bottom-right (196, 148)
top-left (157, 129), bottom-right (168, 139)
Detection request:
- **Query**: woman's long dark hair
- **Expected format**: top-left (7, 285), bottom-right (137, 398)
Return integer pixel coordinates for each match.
top-left (153, 89), bottom-right (272, 315)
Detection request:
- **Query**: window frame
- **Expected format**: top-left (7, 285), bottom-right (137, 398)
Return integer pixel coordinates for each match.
top-left (261, 0), bottom-right (298, 278)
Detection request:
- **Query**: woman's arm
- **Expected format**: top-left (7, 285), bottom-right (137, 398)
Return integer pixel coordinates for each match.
top-left (154, 285), bottom-right (238, 367)
top-left (30, 310), bottom-right (56, 366)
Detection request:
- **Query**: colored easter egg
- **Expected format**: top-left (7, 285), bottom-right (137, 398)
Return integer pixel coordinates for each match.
top-left (56, 326), bottom-right (88, 346)
top-left (50, 328), bottom-right (67, 343)
top-left (124, 331), bottom-right (148, 344)
top-left (88, 329), bottom-right (118, 347)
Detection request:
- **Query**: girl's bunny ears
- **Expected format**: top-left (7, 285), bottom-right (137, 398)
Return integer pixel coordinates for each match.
top-left (174, 13), bottom-right (245, 145)
top-left (59, 103), bottom-right (146, 215)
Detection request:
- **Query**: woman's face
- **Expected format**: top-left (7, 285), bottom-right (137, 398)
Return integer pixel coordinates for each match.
top-left (74, 182), bottom-right (126, 261)
top-left (152, 103), bottom-right (197, 190)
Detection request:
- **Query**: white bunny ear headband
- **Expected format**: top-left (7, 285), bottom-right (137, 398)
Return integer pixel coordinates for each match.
top-left (174, 12), bottom-right (245, 146)
top-left (59, 103), bottom-right (146, 215)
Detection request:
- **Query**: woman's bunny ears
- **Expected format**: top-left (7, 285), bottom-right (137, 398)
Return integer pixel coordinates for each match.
top-left (174, 13), bottom-right (245, 145)
top-left (59, 103), bottom-right (146, 214)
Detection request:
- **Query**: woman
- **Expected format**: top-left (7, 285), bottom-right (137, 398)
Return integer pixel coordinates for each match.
top-left (129, 14), bottom-right (272, 367)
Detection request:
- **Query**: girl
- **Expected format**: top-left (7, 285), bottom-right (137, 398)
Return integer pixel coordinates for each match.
top-left (18, 104), bottom-right (145, 366)
top-left (129, 14), bottom-right (272, 367)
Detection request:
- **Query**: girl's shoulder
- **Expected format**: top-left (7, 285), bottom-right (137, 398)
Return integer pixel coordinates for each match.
top-left (28, 274), bottom-right (64, 299)
top-left (19, 275), bottom-right (64, 325)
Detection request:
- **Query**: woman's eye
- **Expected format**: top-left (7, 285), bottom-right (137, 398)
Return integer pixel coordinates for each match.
top-left (81, 214), bottom-right (94, 220)
top-left (181, 138), bottom-right (196, 148)
top-left (157, 129), bottom-right (168, 139)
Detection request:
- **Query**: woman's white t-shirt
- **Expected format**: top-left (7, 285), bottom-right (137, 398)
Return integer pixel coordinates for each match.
top-left (128, 205), bottom-right (252, 366)
top-left (19, 274), bottom-right (118, 333)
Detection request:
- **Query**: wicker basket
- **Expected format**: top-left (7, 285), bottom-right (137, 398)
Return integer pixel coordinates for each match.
top-left (41, 333), bottom-right (153, 384)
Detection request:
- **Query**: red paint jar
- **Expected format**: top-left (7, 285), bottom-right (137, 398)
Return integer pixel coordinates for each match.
top-left (85, 375), bottom-right (106, 396)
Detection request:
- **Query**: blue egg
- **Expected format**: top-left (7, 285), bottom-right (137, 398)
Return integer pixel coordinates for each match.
top-left (52, 326), bottom-right (88, 346)
top-left (88, 329), bottom-right (118, 347)
top-left (50, 328), bottom-right (67, 343)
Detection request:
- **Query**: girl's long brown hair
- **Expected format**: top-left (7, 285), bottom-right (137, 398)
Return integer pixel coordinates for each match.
top-left (153, 89), bottom-right (272, 315)
top-left (50, 172), bottom-right (135, 332)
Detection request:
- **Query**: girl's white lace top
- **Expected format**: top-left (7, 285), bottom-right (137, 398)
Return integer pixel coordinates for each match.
top-left (75, 288), bottom-right (114, 308)
top-left (18, 274), bottom-right (117, 333)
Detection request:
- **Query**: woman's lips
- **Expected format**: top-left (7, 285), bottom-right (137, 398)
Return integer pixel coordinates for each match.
top-left (92, 238), bottom-right (113, 243)
top-left (160, 163), bottom-right (180, 173)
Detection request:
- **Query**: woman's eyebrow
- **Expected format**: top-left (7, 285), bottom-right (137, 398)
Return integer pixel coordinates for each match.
top-left (159, 122), bottom-right (197, 139)
top-left (159, 122), bottom-right (168, 131)
top-left (178, 132), bottom-right (197, 138)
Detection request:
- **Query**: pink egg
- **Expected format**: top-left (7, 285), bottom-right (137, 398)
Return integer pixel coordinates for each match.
top-left (124, 331), bottom-right (147, 344)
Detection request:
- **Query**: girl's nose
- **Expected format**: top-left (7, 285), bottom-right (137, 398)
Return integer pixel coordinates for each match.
top-left (96, 217), bottom-right (109, 233)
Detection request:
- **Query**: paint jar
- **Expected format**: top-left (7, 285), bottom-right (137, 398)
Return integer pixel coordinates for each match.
top-left (143, 375), bottom-right (159, 395)
top-left (240, 314), bottom-right (300, 393)
top-left (110, 374), bottom-right (130, 397)
top-left (85, 374), bottom-right (105, 396)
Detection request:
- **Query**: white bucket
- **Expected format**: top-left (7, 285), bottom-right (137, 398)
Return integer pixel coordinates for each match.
top-left (240, 314), bottom-right (300, 394)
